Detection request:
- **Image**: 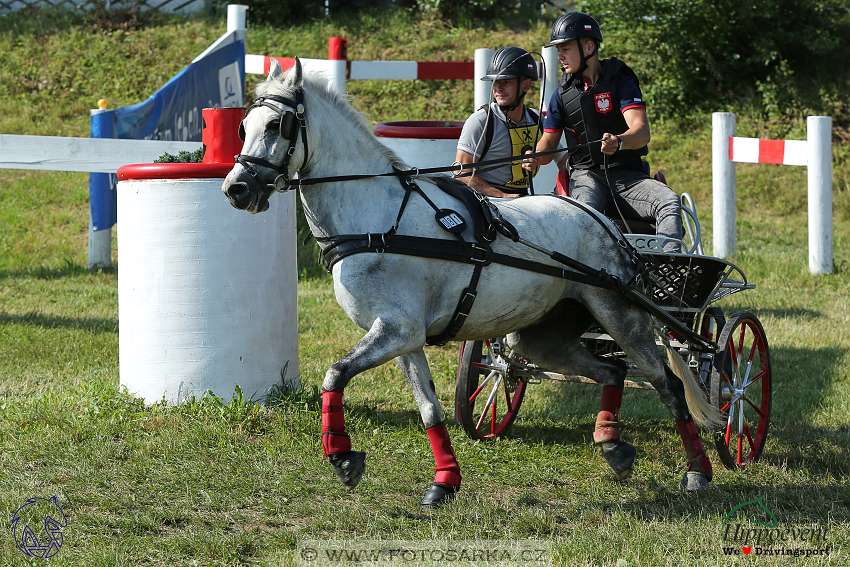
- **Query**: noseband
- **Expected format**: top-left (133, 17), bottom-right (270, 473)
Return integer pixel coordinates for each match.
top-left (235, 89), bottom-right (309, 194)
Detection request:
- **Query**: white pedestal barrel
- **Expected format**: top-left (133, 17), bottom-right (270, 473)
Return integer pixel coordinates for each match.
top-left (374, 121), bottom-right (561, 195)
top-left (116, 174), bottom-right (299, 405)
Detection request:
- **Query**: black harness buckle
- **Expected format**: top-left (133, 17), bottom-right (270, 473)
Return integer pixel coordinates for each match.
top-left (469, 243), bottom-right (492, 265)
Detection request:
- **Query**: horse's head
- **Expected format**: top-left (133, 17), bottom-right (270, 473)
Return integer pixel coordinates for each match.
top-left (222, 57), bottom-right (309, 214)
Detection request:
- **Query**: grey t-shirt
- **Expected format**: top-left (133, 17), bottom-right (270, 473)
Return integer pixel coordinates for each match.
top-left (457, 103), bottom-right (540, 194)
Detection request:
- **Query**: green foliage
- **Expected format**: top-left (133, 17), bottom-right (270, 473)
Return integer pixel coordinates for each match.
top-left (401, 0), bottom-right (542, 25)
top-left (580, 0), bottom-right (850, 120)
top-left (153, 148), bottom-right (204, 163)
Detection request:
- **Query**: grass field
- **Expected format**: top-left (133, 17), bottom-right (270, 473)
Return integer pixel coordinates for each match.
top-left (2, 7), bottom-right (850, 567)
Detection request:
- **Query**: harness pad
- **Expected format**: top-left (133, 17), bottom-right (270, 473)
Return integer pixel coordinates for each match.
top-left (430, 176), bottom-right (496, 243)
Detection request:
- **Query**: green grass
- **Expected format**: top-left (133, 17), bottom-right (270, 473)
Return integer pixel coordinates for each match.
top-left (1, 7), bottom-right (850, 566)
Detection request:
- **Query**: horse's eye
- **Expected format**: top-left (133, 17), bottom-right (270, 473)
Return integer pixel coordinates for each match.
top-left (267, 120), bottom-right (280, 133)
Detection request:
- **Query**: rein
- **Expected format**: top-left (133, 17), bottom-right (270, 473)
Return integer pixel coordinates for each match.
top-left (232, 86), bottom-right (714, 350)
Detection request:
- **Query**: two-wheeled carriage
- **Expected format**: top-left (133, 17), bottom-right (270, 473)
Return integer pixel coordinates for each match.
top-left (455, 192), bottom-right (772, 470)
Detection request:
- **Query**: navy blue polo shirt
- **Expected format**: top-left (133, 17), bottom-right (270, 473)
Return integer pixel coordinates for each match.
top-left (543, 74), bottom-right (646, 133)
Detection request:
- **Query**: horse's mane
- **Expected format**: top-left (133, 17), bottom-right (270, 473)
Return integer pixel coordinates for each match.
top-left (255, 70), bottom-right (408, 171)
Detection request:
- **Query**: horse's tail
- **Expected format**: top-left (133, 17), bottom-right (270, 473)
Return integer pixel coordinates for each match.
top-left (653, 321), bottom-right (724, 430)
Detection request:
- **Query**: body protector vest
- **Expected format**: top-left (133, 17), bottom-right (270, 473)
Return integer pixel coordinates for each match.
top-left (559, 58), bottom-right (648, 169)
top-left (478, 106), bottom-right (541, 193)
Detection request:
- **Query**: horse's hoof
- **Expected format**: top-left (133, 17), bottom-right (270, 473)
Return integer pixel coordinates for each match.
top-left (328, 451), bottom-right (366, 489)
top-left (600, 440), bottom-right (636, 478)
top-left (681, 471), bottom-right (710, 492)
top-left (419, 483), bottom-right (459, 511)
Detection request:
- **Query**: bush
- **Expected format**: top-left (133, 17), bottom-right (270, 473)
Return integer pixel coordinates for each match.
top-left (580, 0), bottom-right (850, 119)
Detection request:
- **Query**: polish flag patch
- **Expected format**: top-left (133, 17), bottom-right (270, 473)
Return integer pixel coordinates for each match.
top-left (595, 92), bottom-right (612, 114)
top-left (584, 25), bottom-right (593, 30)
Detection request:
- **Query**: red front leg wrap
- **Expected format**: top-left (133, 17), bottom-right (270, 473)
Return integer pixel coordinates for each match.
top-left (676, 419), bottom-right (713, 481)
top-left (426, 423), bottom-right (461, 489)
top-left (593, 386), bottom-right (623, 444)
top-left (322, 390), bottom-right (351, 457)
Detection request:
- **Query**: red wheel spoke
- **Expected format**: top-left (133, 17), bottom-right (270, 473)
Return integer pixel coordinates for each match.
top-left (469, 383), bottom-right (485, 404)
top-left (745, 396), bottom-right (767, 420)
top-left (746, 369), bottom-right (766, 387)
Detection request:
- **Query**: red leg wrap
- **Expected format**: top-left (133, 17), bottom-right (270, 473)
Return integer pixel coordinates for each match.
top-left (676, 419), bottom-right (713, 481)
top-left (593, 386), bottom-right (623, 444)
top-left (426, 424), bottom-right (461, 489)
top-left (322, 390), bottom-right (351, 457)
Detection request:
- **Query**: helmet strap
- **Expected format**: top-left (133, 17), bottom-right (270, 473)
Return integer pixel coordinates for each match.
top-left (576, 39), bottom-right (599, 77)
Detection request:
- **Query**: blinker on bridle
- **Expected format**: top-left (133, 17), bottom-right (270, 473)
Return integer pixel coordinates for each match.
top-left (235, 89), bottom-right (309, 193)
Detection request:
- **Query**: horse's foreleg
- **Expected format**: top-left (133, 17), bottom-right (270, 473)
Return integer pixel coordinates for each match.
top-left (395, 349), bottom-right (461, 511)
top-left (321, 318), bottom-right (421, 490)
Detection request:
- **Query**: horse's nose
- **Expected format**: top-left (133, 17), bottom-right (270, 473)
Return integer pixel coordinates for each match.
top-left (223, 181), bottom-right (253, 210)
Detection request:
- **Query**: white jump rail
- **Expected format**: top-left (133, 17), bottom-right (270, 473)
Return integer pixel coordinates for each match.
top-left (0, 135), bottom-right (199, 173)
top-left (712, 112), bottom-right (833, 275)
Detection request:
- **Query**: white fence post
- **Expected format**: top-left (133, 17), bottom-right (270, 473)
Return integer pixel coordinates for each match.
top-left (712, 112), bottom-right (736, 258)
top-left (541, 45), bottom-right (560, 113)
top-left (808, 116), bottom-right (833, 275)
top-left (227, 4), bottom-right (248, 42)
top-left (474, 48), bottom-right (495, 110)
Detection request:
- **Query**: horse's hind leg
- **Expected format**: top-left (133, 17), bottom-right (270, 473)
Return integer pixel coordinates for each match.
top-left (588, 294), bottom-right (713, 491)
top-left (321, 318), bottom-right (422, 490)
top-left (508, 309), bottom-right (636, 478)
top-left (395, 349), bottom-right (461, 511)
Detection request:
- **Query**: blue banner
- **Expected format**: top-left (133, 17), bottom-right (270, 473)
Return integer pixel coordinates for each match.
top-left (89, 40), bottom-right (245, 231)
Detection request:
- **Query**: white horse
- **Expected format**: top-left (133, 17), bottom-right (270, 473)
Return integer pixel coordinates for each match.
top-left (223, 59), bottom-right (720, 510)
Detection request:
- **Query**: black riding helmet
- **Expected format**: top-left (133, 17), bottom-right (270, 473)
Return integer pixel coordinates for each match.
top-left (546, 12), bottom-right (603, 76)
top-left (481, 46), bottom-right (539, 82)
top-left (481, 46), bottom-right (538, 111)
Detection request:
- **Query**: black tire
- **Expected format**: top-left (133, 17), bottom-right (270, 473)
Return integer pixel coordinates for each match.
top-left (710, 312), bottom-right (772, 469)
top-left (455, 339), bottom-right (527, 441)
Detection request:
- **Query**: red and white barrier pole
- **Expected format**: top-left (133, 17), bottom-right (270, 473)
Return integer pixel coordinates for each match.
top-left (712, 112), bottom-right (833, 275)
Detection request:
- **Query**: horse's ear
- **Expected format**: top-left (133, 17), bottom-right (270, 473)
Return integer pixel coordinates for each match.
top-left (268, 58), bottom-right (284, 81)
top-left (287, 57), bottom-right (303, 88)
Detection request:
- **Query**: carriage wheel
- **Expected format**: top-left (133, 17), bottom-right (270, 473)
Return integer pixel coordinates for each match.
top-left (710, 312), bottom-right (772, 470)
top-left (455, 339), bottom-right (527, 441)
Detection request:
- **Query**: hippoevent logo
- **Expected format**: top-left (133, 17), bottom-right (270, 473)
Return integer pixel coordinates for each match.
top-left (11, 496), bottom-right (68, 559)
top-left (721, 498), bottom-right (830, 558)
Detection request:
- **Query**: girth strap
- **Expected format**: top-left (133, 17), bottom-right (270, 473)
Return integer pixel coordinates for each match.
top-left (321, 234), bottom-right (619, 291)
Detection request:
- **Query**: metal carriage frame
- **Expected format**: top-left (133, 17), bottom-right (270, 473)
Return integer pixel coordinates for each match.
top-left (454, 193), bottom-right (773, 471)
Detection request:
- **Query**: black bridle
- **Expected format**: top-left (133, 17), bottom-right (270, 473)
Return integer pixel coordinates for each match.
top-left (235, 90), bottom-right (310, 196)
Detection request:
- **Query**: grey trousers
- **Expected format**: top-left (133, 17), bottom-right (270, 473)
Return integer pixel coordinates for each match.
top-left (569, 167), bottom-right (683, 252)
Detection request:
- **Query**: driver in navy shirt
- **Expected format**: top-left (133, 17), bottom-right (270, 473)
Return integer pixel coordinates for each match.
top-left (524, 12), bottom-right (683, 253)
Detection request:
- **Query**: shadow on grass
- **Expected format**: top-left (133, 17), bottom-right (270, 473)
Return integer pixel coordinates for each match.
top-left (751, 306), bottom-right (822, 321)
top-left (0, 260), bottom-right (117, 281)
top-left (0, 311), bottom-right (117, 334)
